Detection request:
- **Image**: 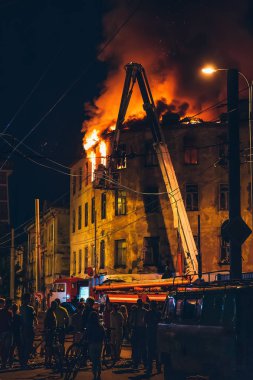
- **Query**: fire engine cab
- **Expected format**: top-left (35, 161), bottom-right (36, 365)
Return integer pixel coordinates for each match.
top-left (48, 277), bottom-right (92, 304)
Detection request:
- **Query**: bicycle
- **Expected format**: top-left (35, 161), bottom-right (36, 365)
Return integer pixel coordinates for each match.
top-left (64, 332), bottom-right (88, 380)
top-left (45, 329), bottom-right (65, 377)
top-left (102, 328), bottom-right (117, 369)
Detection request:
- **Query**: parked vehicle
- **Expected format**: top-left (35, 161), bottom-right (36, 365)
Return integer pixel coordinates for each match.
top-left (157, 282), bottom-right (253, 379)
top-left (48, 277), bottom-right (91, 305)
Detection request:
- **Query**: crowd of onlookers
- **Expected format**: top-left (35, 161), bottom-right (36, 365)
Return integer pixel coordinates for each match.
top-left (0, 293), bottom-right (36, 370)
top-left (0, 293), bottom-right (162, 380)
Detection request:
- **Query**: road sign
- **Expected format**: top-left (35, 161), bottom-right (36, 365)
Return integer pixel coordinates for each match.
top-left (221, 217), bottom-right (252, 245)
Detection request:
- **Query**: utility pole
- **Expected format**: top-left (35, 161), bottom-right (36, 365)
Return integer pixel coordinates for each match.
top-left (35, 199), bottom-right (41, 291)
top-left (94, 209), bottom-right (97, 275)
top-left (10, 228), bottom-right (15, 299)
top-left (227, 69), bottom-right (242, 280)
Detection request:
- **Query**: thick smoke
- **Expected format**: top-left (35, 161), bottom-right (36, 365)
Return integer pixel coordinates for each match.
top-left (83, 0), bottom-right (253, 137)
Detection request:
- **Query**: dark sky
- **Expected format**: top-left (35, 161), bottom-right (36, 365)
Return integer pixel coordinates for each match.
top-left (1, 0), bottom-right (253, 228)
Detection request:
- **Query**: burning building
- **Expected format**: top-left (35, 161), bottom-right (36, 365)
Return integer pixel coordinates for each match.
top-left (69, 100), bottom-right (253, 278)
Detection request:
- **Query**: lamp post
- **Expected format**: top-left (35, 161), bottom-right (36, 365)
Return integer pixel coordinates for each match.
top-left (202, 66), bottom-right (253, 280)
top-left (201, 66), bottom-right (253, 219)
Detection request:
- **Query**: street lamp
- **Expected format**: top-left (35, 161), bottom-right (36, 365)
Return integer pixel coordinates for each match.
top-left (201, 66), bottom-right (253, 279)
top-left (202, 66), bottom-right (253, 221)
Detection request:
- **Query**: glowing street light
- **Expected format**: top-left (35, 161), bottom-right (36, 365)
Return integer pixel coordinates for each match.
top-left (201, 66), bottom-right (227, 75)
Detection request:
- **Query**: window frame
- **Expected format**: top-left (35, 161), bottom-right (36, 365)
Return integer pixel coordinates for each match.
top-left (78, 249), bottom-right (82, 273)
top-left (84, 202), bottom-right (88, 227)
top-left (115, 190), bottom-right (127, 216)
top-left (79, 167), bottom-right (83, 190)
top-left (115, 239), bottom-right (127, 267)
top-left (185, 184), bottom-right (199, 211)
top-left (72, 210), bottom-right (76, 233)
top-left (143, 236), bottom-right (159, 266)
top-left (84, 246), bottom-right (88, 269)
top-left (73, 251), bottom-right (76, 274)
top-left (101, 192), bottom-right (106, 220)
top-left (78, 205), bottom-right (82, 230)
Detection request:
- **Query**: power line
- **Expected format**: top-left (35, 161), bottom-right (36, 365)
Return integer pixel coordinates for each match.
top-left (0, 0), bottom-right (142, 171)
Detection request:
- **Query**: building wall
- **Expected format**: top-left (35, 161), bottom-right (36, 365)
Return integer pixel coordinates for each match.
top-left (27, 207), bottom-right (70, 291)
top-left (70, 120), bottom-right (253, 277)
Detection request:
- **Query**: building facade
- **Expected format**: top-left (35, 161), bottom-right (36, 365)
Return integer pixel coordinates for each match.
top-left (70, 117), bottom-right (253, 278)
top-left (27, 207), bottom-right (70, 291)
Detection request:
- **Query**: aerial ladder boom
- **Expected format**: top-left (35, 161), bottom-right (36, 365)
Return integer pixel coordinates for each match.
top-left (112, 62), bottom-right (198, 275)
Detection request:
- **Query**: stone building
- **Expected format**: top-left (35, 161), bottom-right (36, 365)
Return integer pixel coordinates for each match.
top-left (27, 207), bottom-right (70, 291)
top-left (70, 116), bottom-right (253, 278)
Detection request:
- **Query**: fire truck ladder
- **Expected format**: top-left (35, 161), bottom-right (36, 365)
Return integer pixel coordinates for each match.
top-left (111, 62), bottom-right (198, 275)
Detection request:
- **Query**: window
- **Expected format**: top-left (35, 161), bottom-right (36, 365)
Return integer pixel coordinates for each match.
top-left (100, 240), bottom-right (105, 269)
top-left (79, 167), bottom-right (83, 190)
top-left (101, 193), bottom-right (106, 219)
top-left (73, 251), bottom-right (76, 274)
top-left (174, 297), bottom-right (203, 323)
top-left (78, 205), bottom-right (82, 230)
top-left (163, 297), bottom-right (176, 321)
top-left (72, 210), bottom-right (76, 233)
top-left (115, 190), bottom-right (127, 215)
top-left (185, 184), bottom-right (199, 211)
top-left (184, 147), bottom-right (198, 165)
top-left (143, 237), bottom-right (159, 266)
top-left (85, 162), bottom-right (89, 186)
top-left (219, 184), bottom-right (229, 211)
top-left (116, 144), bottom-right (127, 169)
top-left (91, 197), bottom-right (95, 224)
top-left (115, 239), bottom-right (126, 267)
top-left (72, 173), bottom-right (76, 195)
top-left (217, 141), bottom-right (228, 167)
top-left (143, 187), bottom-right (160, 213)
top-left (84, 202), bottom-right (88, 227)
top-left (183, 137), bottom-right (198, 165)
top-left (145, 142), bottom-right (158, 167)
top-left (220, 236), bottom-right (230, 265)
top-left (84, 246), bottom-right (88, 269)
top-left (78, 249), bottom-right (82, 273)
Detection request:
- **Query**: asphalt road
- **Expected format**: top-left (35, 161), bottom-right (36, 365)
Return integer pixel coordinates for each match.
top-left (0, 365), bottom-right (163, 380)
top-left (0, 345), bottom-right (164, 380)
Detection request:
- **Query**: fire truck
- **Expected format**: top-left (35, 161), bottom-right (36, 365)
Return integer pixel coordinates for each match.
top-left (48, 276), bottom-right (96, 304)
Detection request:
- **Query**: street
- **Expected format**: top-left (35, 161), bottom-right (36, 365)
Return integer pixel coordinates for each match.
top-left (0, 366), bottom-right (163, 380)
top-left (0, 346), bottom-right (163, 380)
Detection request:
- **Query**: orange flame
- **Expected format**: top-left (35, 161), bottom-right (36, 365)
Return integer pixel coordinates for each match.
top-left (99, 141), bottom-right (107, 166)
top-left (89, 151), bottom-right (96, 182)
top-left (83, 129), bottom-right (99, 151)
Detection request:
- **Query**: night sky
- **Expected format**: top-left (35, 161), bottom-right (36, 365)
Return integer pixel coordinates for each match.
top-left (1, 0), bottom-right (253, 229)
